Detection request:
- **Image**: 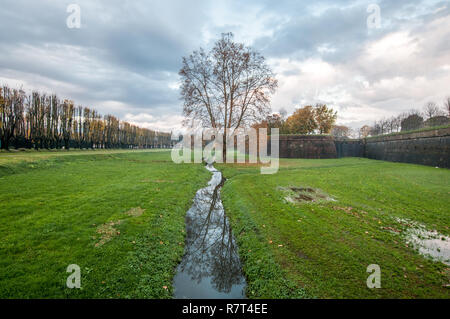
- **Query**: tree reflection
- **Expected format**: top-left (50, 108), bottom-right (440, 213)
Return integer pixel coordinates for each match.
top-left (177, 170), bottom-right (245, 293)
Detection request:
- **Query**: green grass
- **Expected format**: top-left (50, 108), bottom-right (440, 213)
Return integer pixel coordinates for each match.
top-left (1, 150), bottom-right (449, 299)
top-left (0, 150), bottom-right (210, 298)
top-left (217, 158), bottom-right (450, 299)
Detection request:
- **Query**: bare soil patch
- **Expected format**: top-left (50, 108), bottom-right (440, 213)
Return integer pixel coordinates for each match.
top-left (125, 207), bottom-right (145, 217)
top-left (279, 186), bottom-right (335, 204)
top-left (95, 221), bottom-right (122, 247)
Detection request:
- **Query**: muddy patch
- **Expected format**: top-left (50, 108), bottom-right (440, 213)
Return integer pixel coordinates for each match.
top-left (95, 220), bottom-right (121, 247)
top-left (395, 218), bottom-right (450, 266)
top-left (125, 207), bottom-right (145, 217)
top-left (279, 186), bottom-right (335, 204)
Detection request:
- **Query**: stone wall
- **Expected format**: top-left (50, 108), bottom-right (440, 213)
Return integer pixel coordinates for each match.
top-left (276, 127), bottom-right (450, 168)
top-left (364, 127), bottom-right (450, 168)
top-left (334, 139), bottom-right (364, 158)
top-left (277, 135), bottom-right (337, 159)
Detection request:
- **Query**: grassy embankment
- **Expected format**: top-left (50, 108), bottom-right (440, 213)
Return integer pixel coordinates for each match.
top-left (218, 158), bottom-right (450, 298)
top-left (1, 150), bottom-right (449, 299)
top-left (0, 149), bottom-right (210, 298)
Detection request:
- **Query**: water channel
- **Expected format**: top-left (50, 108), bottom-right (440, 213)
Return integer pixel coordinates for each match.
top-left (173, 164), bottom-right (246, 298)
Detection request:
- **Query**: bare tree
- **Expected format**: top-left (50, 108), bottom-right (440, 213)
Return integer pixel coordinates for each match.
top-left (385, 115), bottom-right (401, 133)
top-left (394, 114), bottom-right (404, 132)
top-left (423, 102), bottom-right (442, 119)
top-left (359, 125), bottom-right (371, 138)
top-left (444, 97), bottom-right (450, 117)
top-left (379, 118), bottom-right (389, 134)
top-left (370, 121), bottom-right (381, 136)
top-left (0, 87), bottom-right (25, 150)
top-left (0, 84), bottom-right (172, 150)
top-left (179, 32), bottom-right (278, 159)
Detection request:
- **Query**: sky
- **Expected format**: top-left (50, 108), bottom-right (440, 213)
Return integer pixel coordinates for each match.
top-left (1, 0), bottom-right (449, 134)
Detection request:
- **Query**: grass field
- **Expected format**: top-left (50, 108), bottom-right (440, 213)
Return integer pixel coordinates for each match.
top-left (0, 150), bottom-right (449, 299)
top-left (218, 158), bottom-right (450, 299)
top-left (0, 150), bottom-right (210, 298)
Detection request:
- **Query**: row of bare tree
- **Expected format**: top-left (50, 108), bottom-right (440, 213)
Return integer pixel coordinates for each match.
top-left (0, 86), bottom-right (171, 150)
top-left (329, 99), bottom-right (450, 139)
top-left (367, 100), bottom-right (450, 137)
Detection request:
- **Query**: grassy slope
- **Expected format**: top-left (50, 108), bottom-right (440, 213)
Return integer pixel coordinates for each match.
top-left (218, 158), bottom-right (450, 298)
top-left (0, 150), bottom-right (210, 298)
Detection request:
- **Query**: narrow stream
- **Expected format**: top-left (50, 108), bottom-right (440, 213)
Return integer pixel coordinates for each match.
top-left (173, 164), bottom-right (246, 299)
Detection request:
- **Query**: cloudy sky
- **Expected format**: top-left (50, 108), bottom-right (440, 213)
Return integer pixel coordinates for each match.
top-left (1, 0), bottom-right (449, 133)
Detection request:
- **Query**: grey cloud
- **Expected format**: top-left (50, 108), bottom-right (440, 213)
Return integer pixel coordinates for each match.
top-left (256, 6), bottom-right (368, 60)
top-left (254, 0), bottom-right (447, 63)
top-left (0, 0), bottom-right (448, 131)
top-left (0, 0), bottom-right (210, 122)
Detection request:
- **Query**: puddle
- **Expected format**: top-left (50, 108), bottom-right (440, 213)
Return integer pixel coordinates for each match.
top-left (396, 218), bottom-right (450, 265)
top-left (173, 164), bottom-right (246, 299)
top-left (279, 186), bottom-right (335, 204)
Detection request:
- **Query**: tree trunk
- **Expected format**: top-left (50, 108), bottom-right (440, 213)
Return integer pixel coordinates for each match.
top-left (222, 134), bottom-right (227, 162)
top-left (1, 136), bottom-right (10, 150)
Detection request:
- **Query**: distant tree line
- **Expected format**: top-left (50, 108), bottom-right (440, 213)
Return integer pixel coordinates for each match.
top-left (0, 85), bottom-right (171, 150)
top-left (252, 104), bottom-right (337, 135)
top-left (328, 98), bottom-right (450, 139)
top-left (259, 98), bottom-right (450, 140)
top-left (362, 99), bottom-right (450, 138)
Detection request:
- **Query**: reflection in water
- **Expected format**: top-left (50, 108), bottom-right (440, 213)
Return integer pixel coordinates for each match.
top-left (396, 217), bottom-right (450, 265)
top-left (173, 165), bottom-right (246, 299)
